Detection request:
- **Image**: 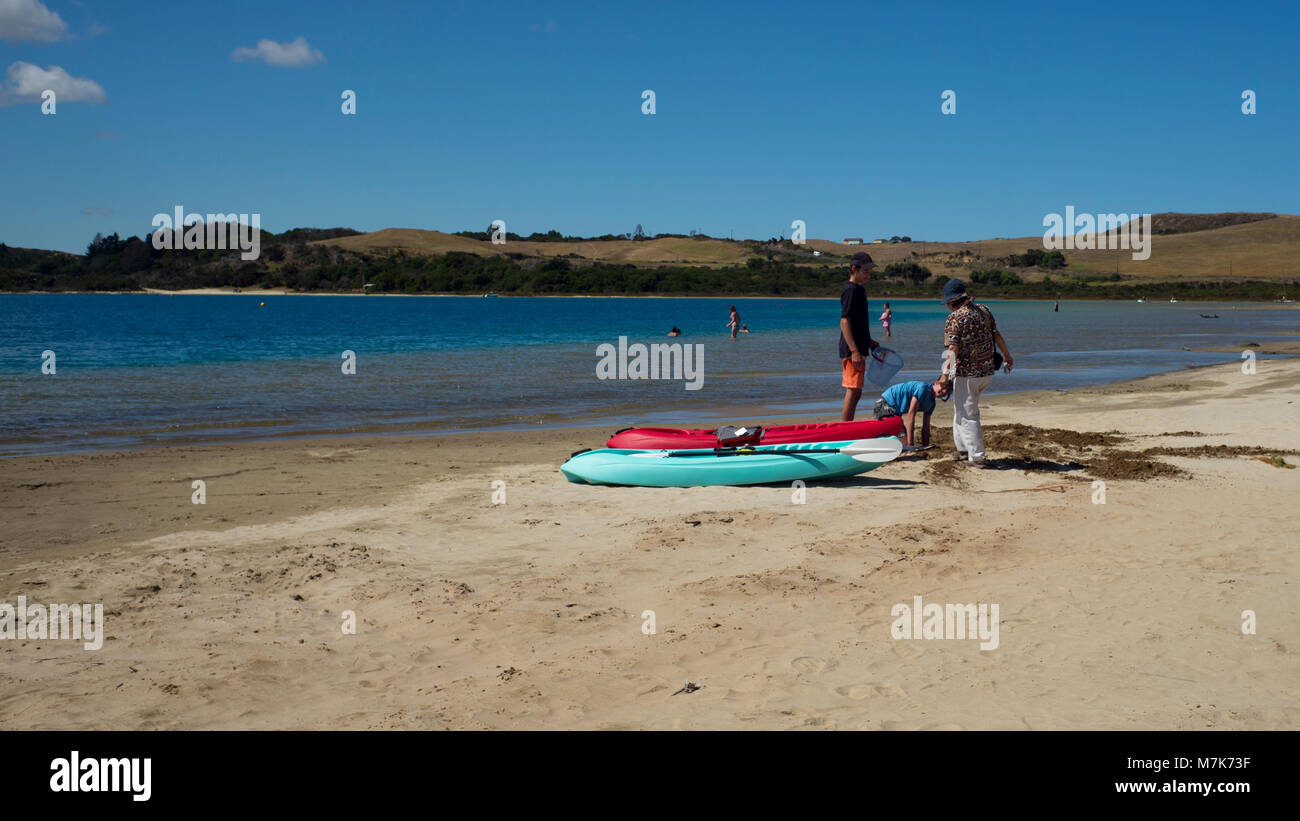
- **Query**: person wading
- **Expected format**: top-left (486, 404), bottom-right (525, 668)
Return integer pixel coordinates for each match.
top-left (726, 305), bottom-right (741, 339)
top-left (939, 278), bottom-right (1013, 465)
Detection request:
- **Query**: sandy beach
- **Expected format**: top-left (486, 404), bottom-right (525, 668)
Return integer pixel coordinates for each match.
top-left (1, 357), bottom-right (1297, 730)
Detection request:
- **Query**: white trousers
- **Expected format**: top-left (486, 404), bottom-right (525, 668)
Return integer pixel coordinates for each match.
top-left (952, 374), bottom-right (994, 461)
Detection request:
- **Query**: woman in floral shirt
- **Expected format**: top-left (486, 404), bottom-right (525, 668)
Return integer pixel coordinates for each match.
top-left (940, 279), bottom-right (1013, 465)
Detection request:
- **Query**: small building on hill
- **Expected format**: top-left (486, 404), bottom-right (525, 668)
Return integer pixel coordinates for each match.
top-left (873, 238), bottom-right (887, 244)
top-left (843, 237), bottom-right (863, 245)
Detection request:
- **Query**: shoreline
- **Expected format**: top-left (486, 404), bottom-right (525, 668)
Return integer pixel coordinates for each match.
top-left (4, 289), bottom-right (1299, 303)
top-left (5, 348), bottom-right (1299, 461)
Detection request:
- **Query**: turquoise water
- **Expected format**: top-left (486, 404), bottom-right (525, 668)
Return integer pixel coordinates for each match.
top-left (1, 294), bottom-right (1294, 456)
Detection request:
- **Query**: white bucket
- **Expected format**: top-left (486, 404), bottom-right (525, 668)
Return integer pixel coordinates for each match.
top-left (866, 347), bottom-right (903, 387)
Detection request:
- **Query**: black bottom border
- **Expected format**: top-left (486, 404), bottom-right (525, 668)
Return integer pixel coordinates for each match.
top-left (8, 729), bottom-right (1290, 808)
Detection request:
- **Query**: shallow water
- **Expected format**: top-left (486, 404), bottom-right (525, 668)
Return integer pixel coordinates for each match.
top-left (1, 294), bottom-right (1294, 456)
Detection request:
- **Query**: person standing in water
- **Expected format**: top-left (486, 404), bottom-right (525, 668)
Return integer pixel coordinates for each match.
top-left (880, 303), bottom-right (893, 338)
top-left (839, 252), bottom-right (880, 421)
top-left (725, 305), bottom-right (740, 339)
top-left (1054, 299), bottom-right (1059, 312)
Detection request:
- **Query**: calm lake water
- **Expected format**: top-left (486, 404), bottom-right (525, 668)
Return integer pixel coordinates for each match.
top-left (1, 293), bottom-right (1295, 456)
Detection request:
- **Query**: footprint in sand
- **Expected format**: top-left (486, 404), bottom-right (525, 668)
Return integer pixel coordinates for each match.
top-left (889, 642), bottom-right (926, 660)
top-left (791, 656), bottom-right (834, 674)
top-left (881, 720), bottom-right (927, 730)
top-left (838, 682), bottom-right (907, 700)
top-left (836, 684), bottom-right (876, 700)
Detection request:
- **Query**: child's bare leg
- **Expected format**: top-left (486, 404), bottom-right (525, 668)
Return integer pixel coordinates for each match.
top-left (841, 388), bottom-right (862, 421)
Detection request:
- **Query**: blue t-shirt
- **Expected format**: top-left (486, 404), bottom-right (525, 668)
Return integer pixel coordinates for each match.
top-left (882, 381), bottom-right (935, 415)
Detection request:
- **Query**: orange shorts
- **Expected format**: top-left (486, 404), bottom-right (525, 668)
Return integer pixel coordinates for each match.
top-left (841, 358), bottom-right (865, 389)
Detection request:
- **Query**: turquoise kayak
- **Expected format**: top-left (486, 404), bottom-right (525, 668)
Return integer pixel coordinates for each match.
top-left (560, 438), bottom-right (902, 487)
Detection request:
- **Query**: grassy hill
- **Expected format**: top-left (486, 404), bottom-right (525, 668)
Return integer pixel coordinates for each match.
top-left (1063, 213), bottom-right (1300, 279)
top-left (6, 213), bottom-right (1297, 297)
top-left (318, 230), bottom-right (754, 266)
top-left (315, 214), bottom-right (1300, 281)
top-left (808, 214), bottom-right (1300, 280)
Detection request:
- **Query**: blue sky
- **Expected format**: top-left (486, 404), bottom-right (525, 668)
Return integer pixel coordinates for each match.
top-left (2, 0), bottom-right (1298, 253)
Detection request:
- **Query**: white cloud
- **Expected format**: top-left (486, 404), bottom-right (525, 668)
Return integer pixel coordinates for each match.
top-left (0, 61), bottom-right (107, 105)
top-left (0, 0), bottom-right (67, 42)
top-left (231, 36), bottom-right (325, 68)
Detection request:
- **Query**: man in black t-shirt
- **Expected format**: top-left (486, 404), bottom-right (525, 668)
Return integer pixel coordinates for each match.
top-left (839, 251), bottom-right (880, 421)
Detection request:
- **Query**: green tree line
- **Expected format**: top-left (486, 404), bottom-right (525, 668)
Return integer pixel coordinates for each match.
top-left (1, 233), bottom-right (1293, 301)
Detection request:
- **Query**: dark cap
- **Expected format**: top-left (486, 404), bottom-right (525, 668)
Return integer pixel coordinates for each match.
top-left (942, 278), bottom-right (967, 303)
top-left (849, 251), bottom-right (875, 268)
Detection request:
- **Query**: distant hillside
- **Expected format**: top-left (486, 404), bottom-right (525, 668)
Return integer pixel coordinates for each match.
top-left (1062, 214), bottom-right (1300, 279)
top-left (274, 227), bottom-right (363, 243)
top-left (315, 214), bottom-right (1300, 280)
top-left (802, 215), bottom-right (1300, 280)
top-left (317, 229), bottom-right (757, 266)
top-left (1148, 212), bottom-right (1276, 234)
top-left (4, 213), bottom-right (1298, 296)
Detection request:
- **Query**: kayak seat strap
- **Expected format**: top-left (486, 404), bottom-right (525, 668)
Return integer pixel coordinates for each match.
top-left (715, 425), bottom-right (763, 447)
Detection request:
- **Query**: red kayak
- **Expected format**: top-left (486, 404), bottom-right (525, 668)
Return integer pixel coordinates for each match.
top-left (606, 418), bottom-right (904, 450)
